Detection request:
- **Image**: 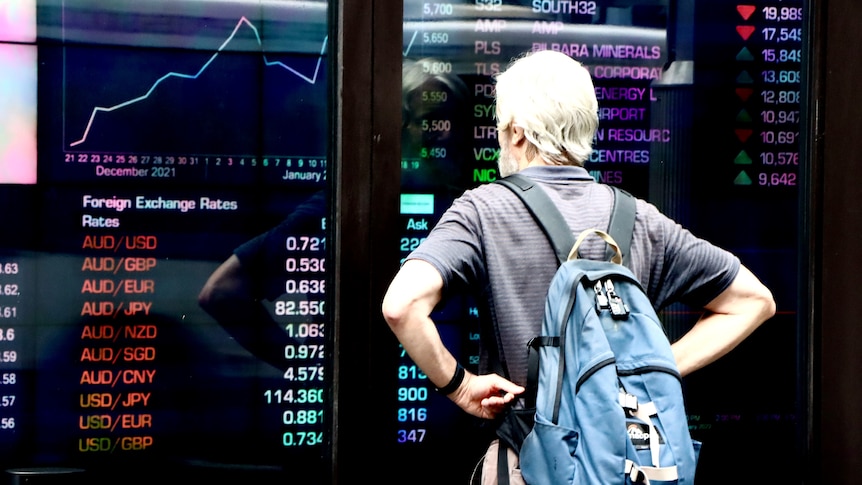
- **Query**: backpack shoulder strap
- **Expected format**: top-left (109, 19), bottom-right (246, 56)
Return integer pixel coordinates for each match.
top-left (495, 173), bottom-right (574, 265)
top-left (495, 173), bottom-right (636, 265)
top-left (606, 187), bottom-right (636, 267)
top-left (490, 174), bottom-right (638, 483)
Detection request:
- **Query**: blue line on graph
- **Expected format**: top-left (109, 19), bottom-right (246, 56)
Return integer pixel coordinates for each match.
top-left (69, 16), bottom-right (328, 148)
top-left (404, 30), bottom-right (417, 56)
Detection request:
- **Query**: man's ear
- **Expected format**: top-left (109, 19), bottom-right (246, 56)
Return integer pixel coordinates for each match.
top-left (510, 125), bottom-right (527, 146)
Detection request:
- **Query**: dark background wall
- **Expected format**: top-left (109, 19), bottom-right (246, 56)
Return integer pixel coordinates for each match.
top-left (814, 0), bottom-right (862, 482)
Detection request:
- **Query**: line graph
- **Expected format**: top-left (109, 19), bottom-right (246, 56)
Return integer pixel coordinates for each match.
top-left (403, 30), bottom-right (418, 57)
top-left (68, 16), bottom-right (329, 149)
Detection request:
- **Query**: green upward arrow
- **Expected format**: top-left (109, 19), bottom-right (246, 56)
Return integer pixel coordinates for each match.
top-left (734, 171), bottom-right (753, 185)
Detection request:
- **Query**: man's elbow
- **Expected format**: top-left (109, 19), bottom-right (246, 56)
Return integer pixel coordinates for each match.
top-left (381, 293), bottom-right (407, 331)
top-left (757, 285), bottom-right (777, 324)
top-left (731, 265), bottom-right (777, 327)
top-left (381, 259), bottom-right (443, 332)
top-left (740, 277), bottom-right (777, 331)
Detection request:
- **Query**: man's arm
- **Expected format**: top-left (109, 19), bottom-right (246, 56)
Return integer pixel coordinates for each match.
top-left (198, 254), bottom-right (297, 372)
top-left (381, 259), bottom-right (524, 419)
top-left (671, 264), bottom-right (776, 376)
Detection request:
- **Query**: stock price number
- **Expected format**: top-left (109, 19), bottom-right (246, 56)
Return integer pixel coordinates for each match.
top-left (762, 49), bottom-right (802, 63)
top-left (275, 300), bottom-right (325, 316)
top-left (761, 70), bottom-right (801, 84)
top-left (283, 409), bottom-right (324, 426)
top-left (283, 431), bottom-right (323, 447)
top-left (761, 152), bottom-right (799, 166)
top-left (264, 388), bottom-right (324, 404)
top-left (397, 387), bottom-right (429, 402)
top-left (0, 263), bottom-right (19, 275)
top-left (0, 373), bottom-right (14, 385)
top-left (760, 130), bottom-right (798, 145)
top-left (285, 236), bottom-right (325, 252)
top-left (762, 27), bottom-right (802, 42)
top-left (0, 329), bottom-right (14, 341)
top-left (283, 365), bottom-right (325, 382)
top-left (758, 172), bottom-right (797, 187)
top-left (285, 323), bottom-right (325, 338)
top-left (1, 285), bottom-right (18, 296)
top-left (400, 237), bottom-right (426, 252)
top-left (398, 365), bottom-right (427, 381)
top-left (397, 428), bottom-right (427, 443)
top-left (0, 394), bottom-right (12, 431)
top-left (761, 90), bottom-right (800, 105)
top-left (397, 407), bottom-right (428, 423)
top-left (763, 6), bottom-right (803, 22)
top-left (0, 307), bottom-right (16, 319)
top-left (0, 351), bottom-right (16, 363)
top-left (284, 279), bottom-right (325, 295)
top-left (762, 110), bottom-right (800, 124)
top-left (285, 257), bottom-right (325, 273)
top-left (284, 344), bottom-right (325, 360)
top-left (0, 395), bottom-right (13, 407)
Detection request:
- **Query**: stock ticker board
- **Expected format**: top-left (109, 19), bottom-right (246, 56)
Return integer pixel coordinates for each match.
top-left (394, 0), bottom-right (805, 482)
top-left (0, 0), bottom-right (806, 483)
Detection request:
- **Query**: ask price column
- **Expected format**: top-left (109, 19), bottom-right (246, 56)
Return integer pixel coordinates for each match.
top-left (77, 234), bottom-right (158, 455)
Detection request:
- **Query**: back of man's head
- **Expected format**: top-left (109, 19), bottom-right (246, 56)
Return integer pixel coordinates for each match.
top-left (494, 50), bottom-right (598, 167)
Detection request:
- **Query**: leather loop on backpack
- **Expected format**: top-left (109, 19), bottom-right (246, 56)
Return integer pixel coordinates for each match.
top-left (569, 229), bottom-right (623, 264)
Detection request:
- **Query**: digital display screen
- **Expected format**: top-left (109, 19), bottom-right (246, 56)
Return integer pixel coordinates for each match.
top-left (395, 0), bottom-right (805, 482)
top-left (1, 1), bottom-right (332, 483)
top-left (0, 0), bottom-right (808, 482)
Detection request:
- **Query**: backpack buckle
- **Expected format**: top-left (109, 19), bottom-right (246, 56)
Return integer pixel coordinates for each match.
top-left (594, 281), bottom-right (610, 311)
top-left (619, 389), bottom-right (638, 412)
top-left (604, 279), bottom-right (630, 319)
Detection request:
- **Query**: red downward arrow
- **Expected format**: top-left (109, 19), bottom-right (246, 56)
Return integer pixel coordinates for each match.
top-left (735, 129), bottom-right (753, 143)
top-left (736, 88), bottom-right (754, 101)
top-left (736, 25), bottom-right (756, 41)
top-left (737, 5), bottom-right (756, 21)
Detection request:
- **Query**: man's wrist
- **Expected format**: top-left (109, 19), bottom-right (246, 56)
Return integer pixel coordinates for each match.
top-left (435, 363), bottom-right (465, 395)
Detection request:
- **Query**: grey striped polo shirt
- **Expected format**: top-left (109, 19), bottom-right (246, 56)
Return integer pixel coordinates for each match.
top-left (407, 165), bottom-right (740, 386)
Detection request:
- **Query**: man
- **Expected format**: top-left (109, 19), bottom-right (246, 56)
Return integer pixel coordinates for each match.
top-left (381, 50), bottom-right (776, 481)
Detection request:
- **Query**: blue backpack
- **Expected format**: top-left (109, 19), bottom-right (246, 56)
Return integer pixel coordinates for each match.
top-left (494, 175), bottom-right (699, 485)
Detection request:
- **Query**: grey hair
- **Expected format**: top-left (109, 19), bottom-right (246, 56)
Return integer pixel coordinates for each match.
top-left (494, 50), bottom-right (599, 166)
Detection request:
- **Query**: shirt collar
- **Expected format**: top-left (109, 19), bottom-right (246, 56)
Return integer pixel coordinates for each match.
top-left (517, 165), bottom-right (594, 182)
